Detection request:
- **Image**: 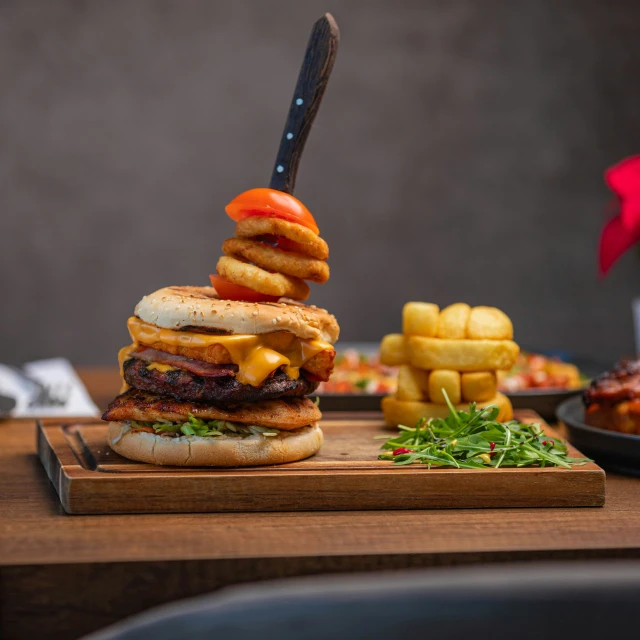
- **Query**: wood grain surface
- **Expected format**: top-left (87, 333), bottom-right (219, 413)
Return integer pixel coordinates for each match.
top-left (2, 368), bottom-right (640, 640)
top-left (37, 412), bottom-right (604, 514)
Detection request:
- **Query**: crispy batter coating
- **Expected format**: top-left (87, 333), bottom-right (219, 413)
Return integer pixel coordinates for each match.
top-left (223, 237), bottom-right (330, 283)
top-left (235, 217), bottom-right (329, 260)
top-left (217, 256), bottom-right (310, 301)
top-left (133, 340), bottom-right (335, 381)
top-left (302, 347), bottom-right (336, 381)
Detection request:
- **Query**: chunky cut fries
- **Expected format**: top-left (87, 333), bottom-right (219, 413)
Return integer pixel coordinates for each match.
top-left (436, 303), bottom-right (470, 339)
top-left (397, 365), bottom-right (430, 401)
top-left (428, 369), bottom-right (461, 405)
top-left (381, 393), bottom-right (513, 428)
top-left (408, 336), bottom-right (519, 372)
top-left (380, 334), bottom-right (409, 366)
top-left (402, 302), bottom-right (439, 337)
top-left (461, 371), bottom-right (497, 402)
top-left (467, 306), bottom-right (513, 340)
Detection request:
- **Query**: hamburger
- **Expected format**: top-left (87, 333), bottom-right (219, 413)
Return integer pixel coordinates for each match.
top-left (103, 285), bottom-right (339, 466)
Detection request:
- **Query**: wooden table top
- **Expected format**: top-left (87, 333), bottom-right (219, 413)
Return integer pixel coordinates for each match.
top-left (2, 367), bottom-right (640, 569)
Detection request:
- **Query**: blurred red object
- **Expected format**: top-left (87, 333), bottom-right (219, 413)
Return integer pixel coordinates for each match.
top-left (599, 155), bottom-right (640, 275)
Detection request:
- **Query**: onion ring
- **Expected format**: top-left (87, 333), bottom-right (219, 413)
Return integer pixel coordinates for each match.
top-left (216, 256), bottom-right (310, 301)
top-left (235, 217), bottom-right (329, 260)
top-left (222, 237), bottom-right (330, 284)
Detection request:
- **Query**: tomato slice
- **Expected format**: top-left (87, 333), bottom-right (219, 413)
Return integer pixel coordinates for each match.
top-left (209, 274), bottom-right (280, 303)
top-left (225, 188), bottom-right (319, 234)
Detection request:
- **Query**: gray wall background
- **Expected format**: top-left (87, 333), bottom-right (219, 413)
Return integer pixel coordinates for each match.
top-left (1, 0), bottom-right (640, 365)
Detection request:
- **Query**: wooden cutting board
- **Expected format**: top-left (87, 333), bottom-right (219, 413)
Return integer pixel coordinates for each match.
top-left (37, 410), bottom-right (605, 514)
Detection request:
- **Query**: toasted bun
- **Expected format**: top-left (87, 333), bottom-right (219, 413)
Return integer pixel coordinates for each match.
top-left (108, 422), bottom-right (323, 467)
top-left (135, 286), bottom-right (339, 343)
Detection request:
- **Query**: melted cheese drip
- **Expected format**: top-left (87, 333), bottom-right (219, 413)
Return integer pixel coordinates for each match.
top-left (146, 362), bottom-right (176, 373)
top-left (125, 316), bottom-right (331, 386)
top-left (117, 345), bottom-right (135, 393)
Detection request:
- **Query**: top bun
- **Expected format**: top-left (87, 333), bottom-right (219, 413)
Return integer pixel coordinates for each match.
top-left (135, 286), bottom-right (340, 343)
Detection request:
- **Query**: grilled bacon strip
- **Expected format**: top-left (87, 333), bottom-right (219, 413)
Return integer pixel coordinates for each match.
top-left (583, 360), bottom-right (640, 407)
top-left (132, 347), bottom-right (238, 377)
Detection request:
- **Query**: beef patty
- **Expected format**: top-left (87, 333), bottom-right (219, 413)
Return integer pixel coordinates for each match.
top-left (123, 357), bottom-right (319, 405)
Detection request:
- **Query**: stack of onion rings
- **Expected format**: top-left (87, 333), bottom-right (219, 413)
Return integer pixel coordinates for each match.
top-left (215, 214), bottom-right (330, 301)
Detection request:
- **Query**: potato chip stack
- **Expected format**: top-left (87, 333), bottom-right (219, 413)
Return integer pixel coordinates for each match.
top-left (380, 303), bottom-right (519, 427)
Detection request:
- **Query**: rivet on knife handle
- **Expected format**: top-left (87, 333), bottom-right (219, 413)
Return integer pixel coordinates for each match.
top-left (269, 13), bottom-right (339, 195)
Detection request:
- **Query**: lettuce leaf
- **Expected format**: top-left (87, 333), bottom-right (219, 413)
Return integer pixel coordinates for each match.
top-left (130, 414), bottom-right (280, 438)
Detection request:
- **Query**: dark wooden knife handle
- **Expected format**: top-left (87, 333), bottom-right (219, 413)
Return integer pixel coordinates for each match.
top-left (269, 13), bottom-right (339, 194)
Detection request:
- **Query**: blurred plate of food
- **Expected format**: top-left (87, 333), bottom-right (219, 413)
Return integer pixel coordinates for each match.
top-left (317, 344), bottom-right (606, 415)
top-left (315, 343), bottom-right (397, 411)
top-left (557, 359), bottom-right (640, 476)
top-left (500, 350), bottom-right (607, 421)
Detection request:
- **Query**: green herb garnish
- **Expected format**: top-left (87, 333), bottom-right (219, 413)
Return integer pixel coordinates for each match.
top-left (378, 391), bottom-right (590, 469)
top-left (130, 414), bottom-right (280, 439)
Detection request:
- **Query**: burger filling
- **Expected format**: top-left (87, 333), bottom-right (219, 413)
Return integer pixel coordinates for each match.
top-left (102, 389), bottom-right (321, 430)
top-left (128, 414), bottom-right (281, 438)
top-left (125, 316), bottom-right (335, 386)
top-left (122, 357), bottom-right (319, 405)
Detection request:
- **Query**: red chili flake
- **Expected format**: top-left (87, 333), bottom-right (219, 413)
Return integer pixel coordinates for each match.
top-left (542, 440), bottom-right (550, 446)
top-left (490, 442), bottom-right (496, 451)
top-left (393, 448), bottom-right (414, 456)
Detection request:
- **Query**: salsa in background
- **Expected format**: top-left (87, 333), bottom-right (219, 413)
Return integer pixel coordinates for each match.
top-left (317, 344), bottom-right (586, 396)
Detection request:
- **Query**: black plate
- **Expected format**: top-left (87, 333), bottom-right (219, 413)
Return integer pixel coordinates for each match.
top-left (504, 355), bottom-right (607, 422)
top-left (507, 388), bottom-right (584, 422)
top-left (315, 393), bottom-right (384, 412)
top-left (556, 395), bottom-right (640, 476)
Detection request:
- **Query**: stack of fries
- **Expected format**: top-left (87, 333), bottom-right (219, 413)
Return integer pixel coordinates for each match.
top-left (379, 303), bottom-right (519, 427)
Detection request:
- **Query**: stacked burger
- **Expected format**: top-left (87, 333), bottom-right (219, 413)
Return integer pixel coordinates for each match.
top-left (380, 302), bottom-right (519, 426)
top-left (102, 189), bottom-right (339, 467)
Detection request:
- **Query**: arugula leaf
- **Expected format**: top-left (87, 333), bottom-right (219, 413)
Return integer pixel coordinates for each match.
top-left (378, 390), bottom-right (590, 469)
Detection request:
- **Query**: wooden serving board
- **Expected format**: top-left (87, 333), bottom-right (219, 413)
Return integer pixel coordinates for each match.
top-left (37, 410), bottom-right (605, 514)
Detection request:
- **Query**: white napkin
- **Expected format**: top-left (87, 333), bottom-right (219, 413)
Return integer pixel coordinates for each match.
top-left (0, 358), bottom-right (100, 417)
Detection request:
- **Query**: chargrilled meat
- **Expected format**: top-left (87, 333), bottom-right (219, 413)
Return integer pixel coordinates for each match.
top-left (123, 357), bottom-right (318, 405)
top-left (583, 360), bottom-right (640, 407)
top-left (102, 388), bottom-right (321, 429)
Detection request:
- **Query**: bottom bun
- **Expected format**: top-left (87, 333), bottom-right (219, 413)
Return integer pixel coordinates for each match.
top-left (108, 422), bottom-right (322, 467)
top-left (382, 392), bottom-right (513, 428)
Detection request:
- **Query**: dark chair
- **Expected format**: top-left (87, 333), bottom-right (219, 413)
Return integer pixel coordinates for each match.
top-left (85, 561), bottom-right (640, 640)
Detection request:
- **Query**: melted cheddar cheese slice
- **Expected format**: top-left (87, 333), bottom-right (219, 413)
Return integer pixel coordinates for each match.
top-left (123, 317), bottom-right (332, 387)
